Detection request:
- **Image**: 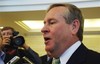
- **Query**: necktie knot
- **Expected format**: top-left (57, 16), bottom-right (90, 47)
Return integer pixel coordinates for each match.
top-left (52, 58), bottom-right (60, 64)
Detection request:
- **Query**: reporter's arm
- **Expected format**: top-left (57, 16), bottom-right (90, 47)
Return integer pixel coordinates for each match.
top-left (22, 43), bottom-right (42, 64)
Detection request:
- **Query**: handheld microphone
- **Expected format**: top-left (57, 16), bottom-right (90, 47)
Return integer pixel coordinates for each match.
top-left (7, 56), bottom-right (20, 64)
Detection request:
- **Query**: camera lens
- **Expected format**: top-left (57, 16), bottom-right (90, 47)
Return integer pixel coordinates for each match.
top-left (14, 36), bottom-right (25, 46)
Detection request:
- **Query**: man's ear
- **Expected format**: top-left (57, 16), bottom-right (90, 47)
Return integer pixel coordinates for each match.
top-left (71, 19), bottom-right (80, 34)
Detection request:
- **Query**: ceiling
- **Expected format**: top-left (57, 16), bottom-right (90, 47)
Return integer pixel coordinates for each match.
top-left (0, 0), bottom-right (100, 36)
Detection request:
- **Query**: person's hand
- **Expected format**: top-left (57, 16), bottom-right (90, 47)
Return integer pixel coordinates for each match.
top-left (22, 43), bottom-right (30, 50)
top-left (0, 37), bottom-right (2, 50)
top-left (1, 37), bottom-right (10, 48)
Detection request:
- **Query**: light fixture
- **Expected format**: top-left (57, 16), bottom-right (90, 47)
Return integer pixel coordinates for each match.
top-left (84, 19), bottom-right (100, 28)
top-left (0, 27), bottom-right (3, 29)
top-left (15, 20), bottom-right (44, 32)
top-left (84, 18), bottom-right (100, 31)
top-left (15, 19), bottom-right (100, 32)
top-left (22, 20), bottom-right (44, 29)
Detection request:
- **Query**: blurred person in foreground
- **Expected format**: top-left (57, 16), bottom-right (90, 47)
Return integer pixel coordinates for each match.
top-left (0, 36), bottom-right (5, 64)
top-left (0, 26), bottom-right (41, 64)
top-left (41, 3), bottom-right (100, 64)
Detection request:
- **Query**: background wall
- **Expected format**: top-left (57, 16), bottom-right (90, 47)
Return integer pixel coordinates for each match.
top-left (83, 35), bottom-right (100, 52)
top-left (25, 35), bottom-right (46, 56)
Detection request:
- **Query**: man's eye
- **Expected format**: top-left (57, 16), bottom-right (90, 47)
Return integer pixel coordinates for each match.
top-left (49, 20), bottom-right (56, 25)
top-left (50, 22), bottom-right (55, 24)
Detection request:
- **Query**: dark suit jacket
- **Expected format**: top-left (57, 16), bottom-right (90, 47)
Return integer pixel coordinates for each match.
top-left (67, 43), bottom-right (100, 64)
top-left (41, 44), bottom-right (100, 64)
top-left (40, 55), bottom-right (52, 64)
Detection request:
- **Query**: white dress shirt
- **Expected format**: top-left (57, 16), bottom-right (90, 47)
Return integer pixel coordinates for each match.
top-left (59, 41), bottom-right (81, 64)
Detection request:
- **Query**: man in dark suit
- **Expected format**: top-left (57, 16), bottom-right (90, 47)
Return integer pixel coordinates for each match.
top-left (41, 3), bottom-right (100, 64)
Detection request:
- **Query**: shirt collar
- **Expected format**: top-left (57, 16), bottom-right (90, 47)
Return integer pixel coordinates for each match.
top-left (60, 41), bottom-right (81, 64)
top-left (0, 51), bottom-right (5, 60)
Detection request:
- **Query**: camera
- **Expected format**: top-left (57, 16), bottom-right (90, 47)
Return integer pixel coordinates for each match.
top-left (9, 31), bottom-right (25, 47)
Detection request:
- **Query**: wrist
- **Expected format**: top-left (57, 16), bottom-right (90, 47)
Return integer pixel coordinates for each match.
top-left (23, 43), bottom-right (29, 50)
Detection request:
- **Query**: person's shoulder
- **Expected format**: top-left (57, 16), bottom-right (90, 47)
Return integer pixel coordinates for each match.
top-left (77, 44), bottom-right (100, 62)
top-left (40, 54), bottom-right (48, 58)
top-left (88, 49), bottom-right (100, 57)
top-left (86, 49), bottom-right (100, 62)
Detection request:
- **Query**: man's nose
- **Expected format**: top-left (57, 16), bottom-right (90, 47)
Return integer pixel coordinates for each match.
top-left (41, 25), bottom-right (49, 34)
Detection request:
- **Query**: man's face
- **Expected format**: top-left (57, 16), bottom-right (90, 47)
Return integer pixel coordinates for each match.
top-left (1, 29), bottom-right (13, 45)
top-left (1, 29), bottom-right (13, 38)
top-left (41, 7), bottom-right (73, 57)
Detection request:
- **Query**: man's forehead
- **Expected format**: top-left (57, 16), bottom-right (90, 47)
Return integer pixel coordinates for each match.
top-left (1, 29), bottom-right (13, 33)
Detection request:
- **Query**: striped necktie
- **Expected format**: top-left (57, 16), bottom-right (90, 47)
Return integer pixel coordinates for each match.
top-left (52, 58), bottom-right (60, 64)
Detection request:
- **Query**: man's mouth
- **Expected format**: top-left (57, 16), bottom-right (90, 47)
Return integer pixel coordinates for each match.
top-left (44, 37), bottom-right (51, 44)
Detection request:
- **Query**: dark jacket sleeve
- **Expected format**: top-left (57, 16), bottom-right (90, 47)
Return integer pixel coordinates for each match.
top-left (24, 47), bottom-right (42, 64)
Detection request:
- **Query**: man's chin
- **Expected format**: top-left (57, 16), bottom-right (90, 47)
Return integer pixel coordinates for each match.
top-left (46, 47), bottom-right (54, 53)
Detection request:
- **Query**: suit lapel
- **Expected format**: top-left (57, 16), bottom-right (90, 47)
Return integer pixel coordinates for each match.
top-left (41, 55), bottom-right (53, 64)
top-left (66, 44), bottom-right (88, 64)
top-left (48, 58), bottom-right (53, 64)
